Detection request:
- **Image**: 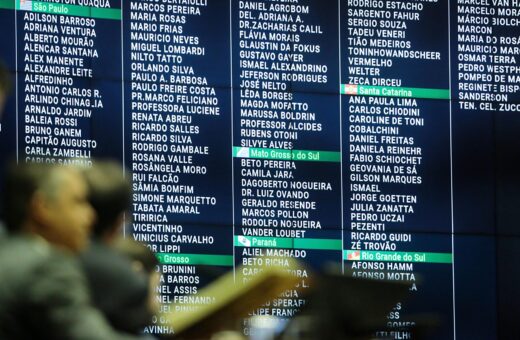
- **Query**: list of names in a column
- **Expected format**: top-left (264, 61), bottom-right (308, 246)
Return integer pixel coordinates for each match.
top-left (343, 1), bottom-right (453, 338)
top-left (234, 0), bottom-right (341, 333)
top-left (456, 0), bottom-right (520, 112)
top-left (124, 0), bottom-right (232, 334)
top-left (18, 0), bottom-right (118, 165)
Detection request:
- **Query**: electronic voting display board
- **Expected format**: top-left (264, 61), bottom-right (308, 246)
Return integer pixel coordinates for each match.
top-left (1, 0), bottom-right (518, 338)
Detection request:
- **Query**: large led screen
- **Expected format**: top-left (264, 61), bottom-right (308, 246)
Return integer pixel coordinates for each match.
top-left (2, 0), bottom-right (519, 338)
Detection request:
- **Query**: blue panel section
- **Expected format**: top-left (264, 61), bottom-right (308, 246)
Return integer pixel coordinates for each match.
top-left (454, 234), bottom-right (497, 340)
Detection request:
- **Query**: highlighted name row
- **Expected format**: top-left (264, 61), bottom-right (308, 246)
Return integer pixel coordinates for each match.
top-left (17, 0), bottom-right (121, 20)
top-left (156, 253), bottom-right (233, 266)
top-left (341, 84), bottom-right (450, 100)
top-left (155, 249), bottom-right (452, 265)
top-left (233, 147), bottom-right (340, 162)
top-left (235, 235), bottom-right (342, 250)
top-left (345, 250), bottom-right (452, 264)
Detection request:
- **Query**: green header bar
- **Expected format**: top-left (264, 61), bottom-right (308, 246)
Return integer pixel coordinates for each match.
top-left (156, 253), bottom-right (234, 266)
top-left (344, 250), bottom-right (452, 264)
top-left (0, 0), bottom-right (14, 10)
top-left (17, 0), bottom-right (121, 20)
top-left (341, 84), bottom-right (450, 100)
top-left (295, 238), bottom-right (343, 250)
top-left (233, 147), bottom-right (340, 162)
top-left (235, 235), bottom-right (342, 250)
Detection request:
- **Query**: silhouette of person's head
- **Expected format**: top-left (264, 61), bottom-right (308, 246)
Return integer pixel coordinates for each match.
top-left (82, 160), bottom-right (131, 244)
top-left (113, 238), bottom-right (161, 315)
top-left (3, 162), bottom-right (95, 253)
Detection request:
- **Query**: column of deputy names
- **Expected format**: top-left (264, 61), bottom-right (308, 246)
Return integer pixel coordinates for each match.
top-left (124, 0), bottom-right (232, 334)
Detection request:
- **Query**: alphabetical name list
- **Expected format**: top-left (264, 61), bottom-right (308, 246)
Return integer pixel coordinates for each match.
top-left (128, 1), bottom-right (220, 333)
top-left (237, 0), bottom-right (333, 326)
top-left (456, 0), bottom-right (520, 111)
top-left (22, 8), bottom-right (103, 166)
